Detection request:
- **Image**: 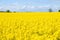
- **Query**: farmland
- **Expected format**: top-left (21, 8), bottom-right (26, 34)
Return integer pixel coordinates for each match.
top-left (0, 12), bottom-right (60, 40)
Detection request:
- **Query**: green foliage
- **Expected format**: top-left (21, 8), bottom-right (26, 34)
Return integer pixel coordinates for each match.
top-left (14, 11), bottom-right (16, 13)
top-left (6, 10), bottom-right (11, 12)
top-left (49, 8), bottom-right (52, 12)
top-left (0, 11), bottom-right (5, 12)
top-left (58, 10), bottom-right (60, 12)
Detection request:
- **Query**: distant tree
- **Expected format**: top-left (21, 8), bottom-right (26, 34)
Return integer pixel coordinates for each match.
top-left (58, 10), bottom-right (60, 12)
top-left (14, 11), bottom-right (16, 13)
top-left (6, 10), bottom-right (11, 12)
top-left (0, 11), bottom-right (5, 12)
top-left (49, 8), bottom-right (52, 12)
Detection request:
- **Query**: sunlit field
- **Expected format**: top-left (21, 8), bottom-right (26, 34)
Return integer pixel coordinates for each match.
top-left (0, 12), bottom-right (60, 40)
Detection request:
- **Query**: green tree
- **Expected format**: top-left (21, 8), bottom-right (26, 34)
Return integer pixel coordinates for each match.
top-left (14, 11), bottom-right (16, 13)
top-left (6, 10), bottom-right (11, 12)
top-left (49, 8), bottom-right (52, 12)
top-left (58, 10), bottom-right (60, 12)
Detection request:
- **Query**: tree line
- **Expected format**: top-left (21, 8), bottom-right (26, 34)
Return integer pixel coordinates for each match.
top-left (49, 8), bottom-right (60, 12)
top-left (0, 10), bottom-right (16, 13)
top-left (0, 9), bottom-right (60, 12)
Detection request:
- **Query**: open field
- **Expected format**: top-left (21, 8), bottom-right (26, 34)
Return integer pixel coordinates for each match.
top-left (0, 12), bottom-right (60, 40)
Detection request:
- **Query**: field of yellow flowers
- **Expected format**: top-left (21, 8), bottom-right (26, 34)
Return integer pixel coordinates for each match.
top-left (0, 12), bottom-right (60, 40)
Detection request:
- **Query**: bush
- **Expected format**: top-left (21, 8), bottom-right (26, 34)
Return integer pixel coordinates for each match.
top-left (14, 11), bottom-right (16, 13)
top-left (58, 10), bottom-right (60, 12)
top-left (49, 8), bottom-right (52, 12)
top-left (6, 10), bottom-right (10, 12)
top-left (0, 11), bottom-right (5, 12)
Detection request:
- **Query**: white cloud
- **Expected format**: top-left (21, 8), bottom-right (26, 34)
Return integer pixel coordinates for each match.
top-left (37, 5), bottom-right (50, 9)
top-left (25, 6), bottom-right (35, 9)
top-left (0, 3), bottom-right (59, 11)
top-left (21, 5), bottom-right (26, 9)
top-left (0, 5), bottom-right (50, 11)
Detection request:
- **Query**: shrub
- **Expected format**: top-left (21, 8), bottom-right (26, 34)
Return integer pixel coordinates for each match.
top-left (58, 10), bottom-right (60, 12)
top-left (48, 8), bottom-right (52, 12)
top-left (6, 10), bottom-right (11, 12)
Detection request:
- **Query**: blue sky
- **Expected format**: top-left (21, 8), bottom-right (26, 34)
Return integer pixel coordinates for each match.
top-left (0, 0), bottom-right (60, 12)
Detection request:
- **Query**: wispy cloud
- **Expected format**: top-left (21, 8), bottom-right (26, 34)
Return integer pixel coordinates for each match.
top-left (0, 2), bottom-right (59, 12)
top-left (0, 5), bottom-right (56, 11)
top-left (0, 0), bottom-right (60, 11)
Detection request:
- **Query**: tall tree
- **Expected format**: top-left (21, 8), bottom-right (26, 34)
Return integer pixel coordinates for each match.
top-left (58, 10), bottom-right (60, 12)
top-left (6, 10), bottom-right (11, 12)
top-left (49, 8), bottom-right (52, 12)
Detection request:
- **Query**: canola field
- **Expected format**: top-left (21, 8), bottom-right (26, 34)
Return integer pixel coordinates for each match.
top-left (0, 12), bottom-right (60, 40)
